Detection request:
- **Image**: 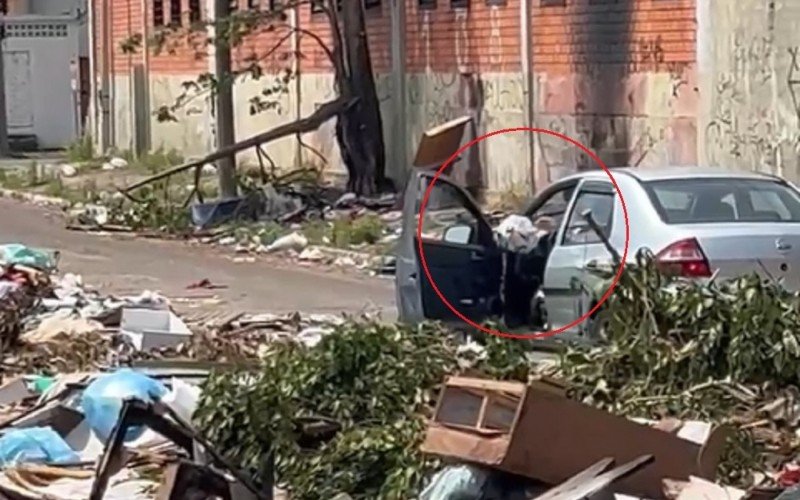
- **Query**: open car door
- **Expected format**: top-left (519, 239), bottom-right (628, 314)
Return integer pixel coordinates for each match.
top-left (396, 171), bottom-right (502, 325)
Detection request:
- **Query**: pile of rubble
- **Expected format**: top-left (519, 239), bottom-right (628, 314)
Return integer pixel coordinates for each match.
top-left (65, 184), bottom-right (401, 276)
top-left (6, 243), bottom-right (800, 499)
top-left (0, 242), bottom-right (350, 499)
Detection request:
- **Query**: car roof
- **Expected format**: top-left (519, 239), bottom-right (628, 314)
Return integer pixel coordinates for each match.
top-left (556, 166), bottom-right (779, 183)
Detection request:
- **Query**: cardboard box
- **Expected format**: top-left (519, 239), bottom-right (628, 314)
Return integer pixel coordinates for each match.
top-left (421, 376), bottom-right (731, 499)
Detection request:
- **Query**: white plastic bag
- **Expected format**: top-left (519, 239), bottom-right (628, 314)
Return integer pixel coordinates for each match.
top-left (494, 215), bottom-right (540, 253)
top-left (160, 378), bottom-right (201, 423)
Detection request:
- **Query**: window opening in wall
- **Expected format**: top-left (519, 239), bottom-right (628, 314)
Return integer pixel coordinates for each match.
top-left (311, 0), bottom-right (341, 14)
top-left (247, 0), bottom-right (259, 8)
top-left (169, 0), bottom-right (181, 26)
top-left (419, 0), bottom-right (437, 10)
top-left (486, 0), bottom-right (506, 5)
top-left (541, 0), bottom-right (566, 6)
top-left (230, 0), bottom-right (239, 11)
top-left (365, 0), bottom-right (381, 9)
top-left (153, 0), bottom-right (165, 25)
top-left (451, 0), bottom-right (469, 9)
top-left (188, 0), bottom-right (201, 23)
top-left (0, 0), bottom-right (7, 15)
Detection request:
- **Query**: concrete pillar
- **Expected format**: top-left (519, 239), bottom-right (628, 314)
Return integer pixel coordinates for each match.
top-left (695, 0), bottom-right (712, 168)
top-left (390, 0), bottom-right (407, 188)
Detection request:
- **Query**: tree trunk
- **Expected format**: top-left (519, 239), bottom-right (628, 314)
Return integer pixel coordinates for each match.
top-left (213, 0), bottom-right (238, 198)
top-left (337, 0), bottom-right (388, 196)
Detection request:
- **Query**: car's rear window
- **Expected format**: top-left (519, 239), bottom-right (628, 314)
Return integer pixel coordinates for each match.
top-left (644, 178), bottom-right (800, 224)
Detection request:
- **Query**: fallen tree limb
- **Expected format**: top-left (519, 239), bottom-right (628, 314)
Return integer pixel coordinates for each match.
top-left (121, 96), bottom-right (356, 193)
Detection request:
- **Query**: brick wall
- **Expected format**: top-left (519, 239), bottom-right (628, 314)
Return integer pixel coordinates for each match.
top-left (97, 0), bottom-right (695, 87)
top-left (405, 0), bottom-right (521, 73)
top-left (532, 0), bottom-right (696, 76)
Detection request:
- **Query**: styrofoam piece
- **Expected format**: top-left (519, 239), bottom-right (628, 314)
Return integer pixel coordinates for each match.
top-left (119, 308), bottom-right (192, 351)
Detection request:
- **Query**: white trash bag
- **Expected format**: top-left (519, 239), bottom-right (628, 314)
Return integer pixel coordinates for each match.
top-left (493, 215), bottom-right (540, 253)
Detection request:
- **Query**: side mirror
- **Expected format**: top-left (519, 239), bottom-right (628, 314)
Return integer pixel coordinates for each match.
top-left (443, 224), bottom-right (473, 245)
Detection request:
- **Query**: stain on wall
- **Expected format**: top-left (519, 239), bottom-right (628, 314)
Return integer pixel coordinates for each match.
top-left (533, 0), bottom-right (698, 184)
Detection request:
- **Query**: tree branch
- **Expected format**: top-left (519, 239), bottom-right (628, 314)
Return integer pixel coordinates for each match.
top-left (122, 96), bottom-right (357, 193)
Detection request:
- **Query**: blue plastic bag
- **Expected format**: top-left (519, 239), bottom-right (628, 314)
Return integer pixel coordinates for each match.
top-left (80, 369), bottom-right (167, 443)
top-left (0, 244), bottom-right (57, 270)
top-left (0, 427), bottom-right (79, 467)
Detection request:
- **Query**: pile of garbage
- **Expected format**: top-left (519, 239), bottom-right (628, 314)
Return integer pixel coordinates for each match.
top-left (65, 184), bottom-right (401, 276)
top-left (543, 251), bottom-right (800, 495)
top-left (0, 245), bottom-right (59, 350)
top-left (0, 242), bottom-right (359, 499)
top-left (190, 255), bottom-right (800, 500)
top-left (7, 241), bottom-right (800, 499)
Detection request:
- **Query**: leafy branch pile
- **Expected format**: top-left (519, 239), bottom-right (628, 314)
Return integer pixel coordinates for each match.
top-left (193, 320), bottom-right (528, 499)
top-left (192, 252), bottom-right (800, 497)
top-left (102, 184), bottom-right (192, 232)
top-left (550, 251), bottom-right (800, 487)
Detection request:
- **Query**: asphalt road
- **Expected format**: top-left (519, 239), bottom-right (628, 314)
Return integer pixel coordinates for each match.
top-left (0, 199), bottom-right (396, 317)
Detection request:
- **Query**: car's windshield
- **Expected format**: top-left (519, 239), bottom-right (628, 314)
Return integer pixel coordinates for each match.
top-left (644, 178), bottom-right (800, 224)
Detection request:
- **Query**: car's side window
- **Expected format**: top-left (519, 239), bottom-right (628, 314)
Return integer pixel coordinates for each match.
top-left (529, 185), bottom-right (577, 232)
top-left (562, 189), bottom-right (615, 245)
top-left (416, 178), bottom-right (479, 245)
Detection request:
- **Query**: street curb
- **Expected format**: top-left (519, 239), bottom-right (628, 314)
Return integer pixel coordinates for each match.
top-left (0, 187), bottom-right (70, 209)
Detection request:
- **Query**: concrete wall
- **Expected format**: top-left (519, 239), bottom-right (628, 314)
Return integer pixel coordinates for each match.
top-left (698, 0), bottom-right (800, 182)
top-left (96, 0), bottom-right (700, 194)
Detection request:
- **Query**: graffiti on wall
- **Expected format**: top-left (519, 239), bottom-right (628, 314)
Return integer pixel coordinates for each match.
top-left (706, 28), bottom-right (781, 174)
top-left (787, 46), bottom-right (800, 121)
top-left (570, 35), bottom-right (690, 77)
top-left (537, 114), bottom-right (674, 182)
top-left (482, 77), bottom-right (524, 127)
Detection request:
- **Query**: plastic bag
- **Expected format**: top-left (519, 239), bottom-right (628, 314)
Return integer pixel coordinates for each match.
top-left (420, 465), bottom-right (489, 500)
top-left (493, 215), bottom-right (540, 253)
top-left (0, 244), bottom-right (58, 270)
top-left (80, 369), bottom-right (167, 443)
top-left (0, 427), bottom-right (79, 467)
top-left (160, 378), bottom-right (201, 423)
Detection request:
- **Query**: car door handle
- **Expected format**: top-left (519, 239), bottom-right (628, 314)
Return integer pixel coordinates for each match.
top-left (470, 250), bottom-right (485, 261)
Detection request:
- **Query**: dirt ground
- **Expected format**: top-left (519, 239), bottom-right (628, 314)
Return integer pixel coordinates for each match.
top-left (0, 198), bottom-right (396, 320)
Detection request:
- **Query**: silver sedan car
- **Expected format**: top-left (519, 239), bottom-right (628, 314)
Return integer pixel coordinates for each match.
top-left (396, 167), bottom-right (800, 342)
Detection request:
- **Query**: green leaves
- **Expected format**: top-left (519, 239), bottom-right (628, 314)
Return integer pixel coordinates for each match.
top-left (194, 319), bottom-right (530, 498)
top-left (556, 255), bottom-right (800, 487)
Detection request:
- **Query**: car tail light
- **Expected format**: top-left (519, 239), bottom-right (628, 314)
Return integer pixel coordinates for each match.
top-left (655, 238), bottom-right (712, 277)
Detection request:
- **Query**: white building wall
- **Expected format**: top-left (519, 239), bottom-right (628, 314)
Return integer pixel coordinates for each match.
top-left (3, 16), bottom-right (85, 148)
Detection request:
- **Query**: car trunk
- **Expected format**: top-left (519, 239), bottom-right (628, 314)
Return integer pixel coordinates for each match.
top-left (684, 224), bottom-right (800, 290)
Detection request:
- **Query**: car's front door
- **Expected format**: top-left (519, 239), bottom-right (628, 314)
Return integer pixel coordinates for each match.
top-left (543, 180), bottom-right (619, 341)
top-left (396, 172), bottom-right (502, 325)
